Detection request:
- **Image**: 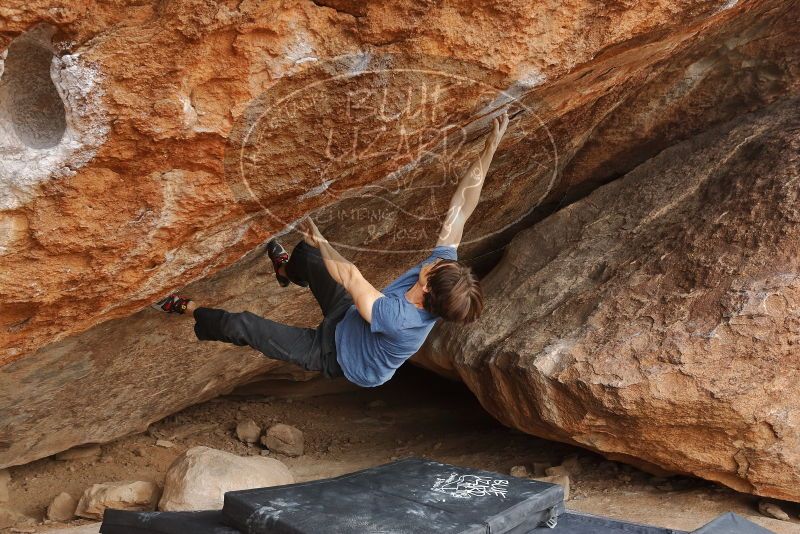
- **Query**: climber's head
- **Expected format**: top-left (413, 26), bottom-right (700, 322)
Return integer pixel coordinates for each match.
top-left (419, 259), bottom-right (483, 323)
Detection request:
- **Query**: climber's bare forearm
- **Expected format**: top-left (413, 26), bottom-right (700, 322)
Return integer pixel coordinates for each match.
top-left (316, 238), bottom-right (355, 287)
top-left (438, 112), bottom-right (509, 247)
top-left (452, 146), bottom-right (495, 219)
top-left (298, 217), bottom-right (383, 323)
top-left (437, 152), bottom-right (491, 247)
top-left (296, 217), bottom-right (349, 285)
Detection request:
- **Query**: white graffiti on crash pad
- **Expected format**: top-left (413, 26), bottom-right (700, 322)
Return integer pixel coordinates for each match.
top-left (432, 472), bottom-right (510, 499)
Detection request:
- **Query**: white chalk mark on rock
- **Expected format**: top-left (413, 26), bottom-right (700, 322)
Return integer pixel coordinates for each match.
top-left (0, 26), bottom-right (109, 210)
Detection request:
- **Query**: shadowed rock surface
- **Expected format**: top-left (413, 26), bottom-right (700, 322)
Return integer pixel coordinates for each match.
top-left (418, 98), bottom-right (800, 501)
top-left (1, 0), bottom-right (799, 502)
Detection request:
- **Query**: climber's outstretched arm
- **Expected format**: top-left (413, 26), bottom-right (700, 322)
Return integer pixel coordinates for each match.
top-left (298, 217), bottom-right (383, 324)
top-left (437, 111), bottom-right (509, 248)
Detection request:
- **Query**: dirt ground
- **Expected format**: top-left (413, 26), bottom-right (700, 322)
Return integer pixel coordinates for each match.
top-left (5, 366), bottom-right (799, 533)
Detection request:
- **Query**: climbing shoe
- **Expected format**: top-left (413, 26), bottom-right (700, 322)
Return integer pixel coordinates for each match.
top-left (151, 294), bottom-right (191, 314)
top-left (266, 239), bottom-right (292, 287)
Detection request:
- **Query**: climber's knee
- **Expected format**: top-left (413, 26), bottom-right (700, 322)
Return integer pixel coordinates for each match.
top-left (218, 311), bottom-right (256, 346)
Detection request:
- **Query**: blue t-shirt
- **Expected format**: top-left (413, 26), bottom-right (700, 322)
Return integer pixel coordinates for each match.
top-left (334, 245), bottom-right (458, 387)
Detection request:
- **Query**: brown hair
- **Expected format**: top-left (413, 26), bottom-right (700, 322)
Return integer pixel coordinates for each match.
top-left (423, 260), bottom-right (483, 323)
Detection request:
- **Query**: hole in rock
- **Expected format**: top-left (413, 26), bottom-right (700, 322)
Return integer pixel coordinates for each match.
top-left (0, 25), bottom-right (67, 149)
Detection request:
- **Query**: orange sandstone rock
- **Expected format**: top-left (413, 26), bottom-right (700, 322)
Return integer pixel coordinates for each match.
top-left (0, 0), bottom-right (798, 502)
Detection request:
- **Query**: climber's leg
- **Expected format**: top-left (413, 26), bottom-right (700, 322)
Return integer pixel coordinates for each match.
top-left (279, 241), bottom-right (351, 378)
top-left (193, 306), bottom-right (328, 373)
top-left (151, 245), bottom-right (348, 377)
top-left (283, 240), bottom-right (354, 317)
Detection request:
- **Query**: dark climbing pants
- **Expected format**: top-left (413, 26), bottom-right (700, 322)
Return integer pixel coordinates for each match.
top-left (193, 241), bottom-right (352, 378)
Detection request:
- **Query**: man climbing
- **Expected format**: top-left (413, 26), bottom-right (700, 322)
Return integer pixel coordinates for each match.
top-left (153, 112), bottom-right (509, 387)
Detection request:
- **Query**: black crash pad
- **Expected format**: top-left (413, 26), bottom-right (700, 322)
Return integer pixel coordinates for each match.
top-left (690, 512), bottom-right (776, 534)
top-left (529, 510), bottom-right (687, 533)
top-left (224, 457), bottom-right (565, 533)
top-left (99, 509), bottom-right (240, 534)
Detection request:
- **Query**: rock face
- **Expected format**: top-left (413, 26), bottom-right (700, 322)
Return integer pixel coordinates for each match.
top-left (158, 446), bottom-right (294, 511)
top-left (0, 470), bottom-right (9, 502)
top-left (0, 0), bottom-right (799, 488)
top-left (419, 99), bottom-right (800, 501)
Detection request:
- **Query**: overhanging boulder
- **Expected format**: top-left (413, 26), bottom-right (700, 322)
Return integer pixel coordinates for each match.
top-left (1, 0), bottom-right (798, 473)
top-left (418, 98), bottom-right (800, 501)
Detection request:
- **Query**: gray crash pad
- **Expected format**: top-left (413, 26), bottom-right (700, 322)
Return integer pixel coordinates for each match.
top-left (224, 457), bottom-right (565, 533)
top-left (530, 510), bottom-right (687, 533)
top-left (690, 512), bottom-right (776, 533)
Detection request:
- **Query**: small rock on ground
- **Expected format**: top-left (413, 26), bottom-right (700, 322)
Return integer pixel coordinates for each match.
top-left (236, 420), bottom-right (261, 444)
top-left (262, 424), bottom-right (304, 457)
top-left (48, 492), bottom-right (78, 521)
top-left (76, 480), bottom-right (160, 519)
top-left (545, 465), bottom-right (568, 477)
top-left (159, 446), bottom-right (293, 511)
top-left (509, 465), bottom-right (529, 478)
top-left (758, 499), bottom-right (790, 521)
